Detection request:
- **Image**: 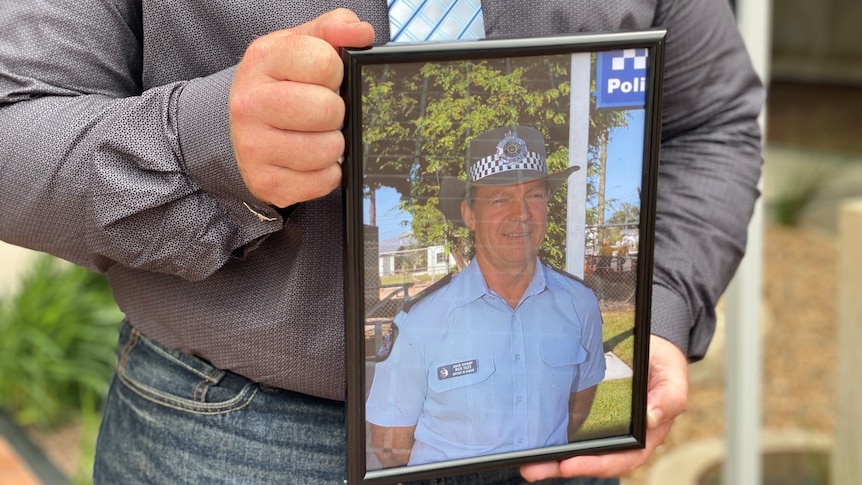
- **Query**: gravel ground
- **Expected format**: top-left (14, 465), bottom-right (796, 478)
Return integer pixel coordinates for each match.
top-left (625, 224), bottom-right (838, 484)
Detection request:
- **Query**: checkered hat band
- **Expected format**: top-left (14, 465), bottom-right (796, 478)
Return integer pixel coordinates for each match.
top-left (469, 152), bottom-right (546, 182)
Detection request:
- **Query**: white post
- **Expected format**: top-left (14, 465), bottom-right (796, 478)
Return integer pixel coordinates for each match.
top-left (566, 53), bottom-right (591, 278)
top-left (834, 200), bottom-right (862, 484)
top-left (724, 0), bottom-right (771, 484)
top-left (723, 197), bottom-right (764, 485)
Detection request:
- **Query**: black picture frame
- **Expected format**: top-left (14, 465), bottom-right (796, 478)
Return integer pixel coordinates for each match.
top-left (342, 30), bottom-right (665, 485)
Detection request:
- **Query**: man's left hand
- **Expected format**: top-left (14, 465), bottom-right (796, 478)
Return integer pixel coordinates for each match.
top-left (520, 335), bottom-right (688, 480)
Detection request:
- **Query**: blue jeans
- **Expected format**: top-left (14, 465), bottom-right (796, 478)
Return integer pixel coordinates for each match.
top-left (94, 322), bottom-right (620, 485)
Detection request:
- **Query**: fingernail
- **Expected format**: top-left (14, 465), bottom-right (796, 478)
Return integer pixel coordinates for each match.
top-left (337, 156), bottom-right (345, 165)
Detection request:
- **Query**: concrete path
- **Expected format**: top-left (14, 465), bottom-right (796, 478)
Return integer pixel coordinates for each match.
top-left (0, 436), bottom-right (42, 485)
top-left (0, 415), bottom-right (67, 485)
top-left (603, 352), bottom-right (633, 381)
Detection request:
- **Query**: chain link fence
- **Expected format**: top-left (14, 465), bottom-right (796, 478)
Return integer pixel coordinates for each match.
top-left (584, 223), bottom-right (639, 310)
top-left (363, 224), bottom-right (640, 319)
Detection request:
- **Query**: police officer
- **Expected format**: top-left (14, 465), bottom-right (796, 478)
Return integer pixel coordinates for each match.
top-left (365, 126), bottom-right (606, 468)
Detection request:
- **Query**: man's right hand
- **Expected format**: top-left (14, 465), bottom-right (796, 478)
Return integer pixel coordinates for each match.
top-left (229, 9), bottom-right (375, 208)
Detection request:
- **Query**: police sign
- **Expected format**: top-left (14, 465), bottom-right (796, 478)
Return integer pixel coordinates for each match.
top-left (596, 49), bottom-right (649, 109)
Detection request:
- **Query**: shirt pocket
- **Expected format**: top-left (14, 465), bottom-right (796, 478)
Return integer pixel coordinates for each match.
top-left (424, 353), bottom-right (499, 446)
top-left (115, 324), bottom-right (258, 415)
top-left (540, 334), bottom-right (587, 368)
top-left (540, 334), bottom-right (588, 395)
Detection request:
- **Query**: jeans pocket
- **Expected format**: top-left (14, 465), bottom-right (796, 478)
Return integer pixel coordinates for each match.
top-left (115, 323), bottom-right (258, 415)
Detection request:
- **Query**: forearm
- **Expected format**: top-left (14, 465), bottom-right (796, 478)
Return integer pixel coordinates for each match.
top-left (0, 2), bottom-right (283, 279)
top-left (0, 81), bottom-right (282, 279)
top-left (567, 385), bottom-right (598, 439)
top-left (368, 424), bottom-right (415, 467)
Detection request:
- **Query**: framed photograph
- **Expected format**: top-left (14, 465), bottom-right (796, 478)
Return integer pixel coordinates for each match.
top-left (342, 30), bottom-right (665, 484)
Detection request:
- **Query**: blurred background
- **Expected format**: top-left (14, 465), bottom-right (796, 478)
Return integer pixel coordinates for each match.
top-left (1, 0), bottom-right (860, 483)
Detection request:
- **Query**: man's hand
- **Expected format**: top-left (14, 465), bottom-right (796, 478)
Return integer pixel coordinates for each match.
top-left (229, 9), bottom-right (375, 208)
top-left (520, 335), bottom-right (689, 480)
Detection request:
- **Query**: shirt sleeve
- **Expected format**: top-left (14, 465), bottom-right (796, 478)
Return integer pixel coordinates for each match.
top-left (650, 0), bottom-right (765, 360)
top-left (573, 288), bottom-right (606, 392)
top-left (365, 311), bottom-right (428, 427)
top-left (0, 1), bottom-right (283, 280)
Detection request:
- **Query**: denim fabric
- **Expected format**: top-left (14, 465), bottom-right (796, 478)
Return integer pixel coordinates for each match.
top-left (94, 322), bottom-right (620, 485)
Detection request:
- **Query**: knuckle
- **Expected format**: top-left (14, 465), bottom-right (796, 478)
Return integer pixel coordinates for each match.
top-left (305, 39), bottom-right (342, 86)
top-left (328, 7), bottom-right (355, 19)
top-left (245, 169), bottom-right (277, 199)
top-left (294, 177), bottom-right (335, 203)
top-left (319, 167), bottom-right (343, 196)
top-left (245, 34), bottom-right (276, 65)
top-left (323, 132), bottom-right (346, 158)
top-left (228, 89), bottom-right (255, 119)
top-left (230, 126), bottom-right (262, 161)
top-left (322, 95), bottom-right (346, 126)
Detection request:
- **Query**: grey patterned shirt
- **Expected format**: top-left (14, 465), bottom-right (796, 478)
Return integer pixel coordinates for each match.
top-left (0, 0), bottom-right (763, 400)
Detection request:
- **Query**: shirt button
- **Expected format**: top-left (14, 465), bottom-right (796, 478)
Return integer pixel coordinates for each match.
top-left (515, 354), bottom-right (521, 360)
top-left (516, 396), bottom-right (523, 403)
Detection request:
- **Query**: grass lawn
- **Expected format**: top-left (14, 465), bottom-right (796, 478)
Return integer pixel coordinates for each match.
top-left (379, 272), bottom-right (436, 287)
top-left (572, 308), bottom-right (638, 441)
top-left (573, 378), bottom-right (634, 441)
top-left (601, 309), bottom-right (636, 366)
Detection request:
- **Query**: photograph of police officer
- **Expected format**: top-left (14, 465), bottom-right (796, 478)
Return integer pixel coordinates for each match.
top-left (365, 126), bottom-right (606, 468)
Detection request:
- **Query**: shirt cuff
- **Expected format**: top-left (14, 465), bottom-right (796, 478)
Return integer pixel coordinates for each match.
top-left (650, 283), bottom-right (699, 361)
top-left (176, 66), bottom-right (286, 231)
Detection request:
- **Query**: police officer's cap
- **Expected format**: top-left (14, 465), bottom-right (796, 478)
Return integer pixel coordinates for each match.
top-left (439, 126), bottom-right (580, 226)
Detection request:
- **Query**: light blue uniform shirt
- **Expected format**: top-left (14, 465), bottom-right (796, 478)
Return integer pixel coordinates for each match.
top-left (366, 258), bottom-right (606, 465)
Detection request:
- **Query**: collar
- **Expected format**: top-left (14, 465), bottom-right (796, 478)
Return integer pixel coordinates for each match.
top-left (455, 257), bottom-right (548, 307)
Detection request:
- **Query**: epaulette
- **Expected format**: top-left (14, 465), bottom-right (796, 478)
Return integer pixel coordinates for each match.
top-left (401, 273), bottom-right (453, 314)
top-left (549, 265), bottom-right (587, 285)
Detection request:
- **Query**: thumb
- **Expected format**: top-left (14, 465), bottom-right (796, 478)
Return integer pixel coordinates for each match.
top-left (646, 336), bottom-right (689, 429)
top-left (288, 8), bottom-right (376, 48)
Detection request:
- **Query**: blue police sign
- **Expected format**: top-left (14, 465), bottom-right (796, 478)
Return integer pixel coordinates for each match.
top-left (596, 49), bottom-right (649, 109)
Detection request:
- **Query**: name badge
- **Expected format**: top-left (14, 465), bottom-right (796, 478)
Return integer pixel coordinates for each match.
top-left (437, 359), bottom-right (478, 380)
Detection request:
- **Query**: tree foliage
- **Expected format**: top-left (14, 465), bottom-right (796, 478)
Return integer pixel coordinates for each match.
top-left (361, 54), bottom-right (630, 270)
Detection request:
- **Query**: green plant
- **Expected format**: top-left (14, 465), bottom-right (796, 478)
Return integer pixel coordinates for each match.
top-left (769, 165), bottom-right (835, 227)
top-left (0, 255), bottom-right (122, 430)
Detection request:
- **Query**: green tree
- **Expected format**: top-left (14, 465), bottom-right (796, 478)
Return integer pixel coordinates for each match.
top-left (361, 53), bottom-right (631, 270)
top-left (604, 202), bottom-right (641, 243)
top-left (360, 65), bottom-right (417, 225)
